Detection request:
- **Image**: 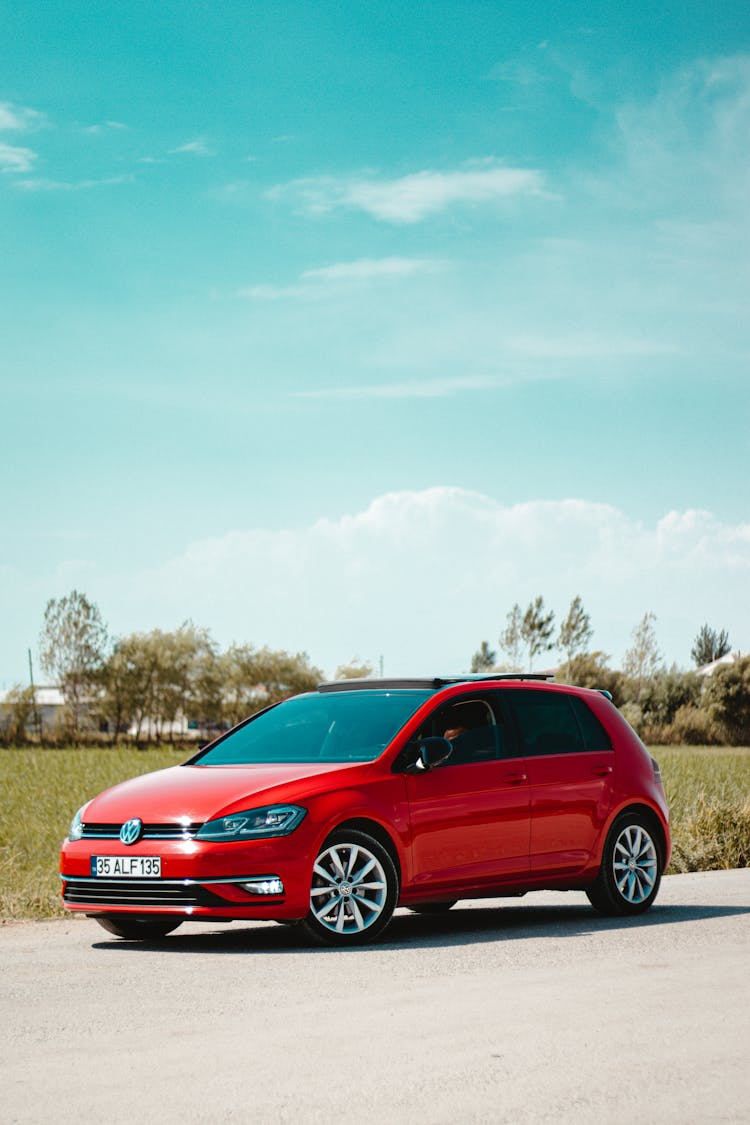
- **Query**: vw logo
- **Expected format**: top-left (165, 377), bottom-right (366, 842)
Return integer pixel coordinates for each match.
top-left (120, 817), bottom-right (143, 845)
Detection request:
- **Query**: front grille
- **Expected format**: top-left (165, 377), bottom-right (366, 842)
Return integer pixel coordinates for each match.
top-left (81, 822), bottom-right (200, 840)
top-left (62, 879), bottom-right (225, 908)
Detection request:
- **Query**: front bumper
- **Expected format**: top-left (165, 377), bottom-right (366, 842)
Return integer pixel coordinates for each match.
top-left (60, 834), bottom-right (314, 921)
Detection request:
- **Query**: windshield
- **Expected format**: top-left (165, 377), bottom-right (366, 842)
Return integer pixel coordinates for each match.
top-left (191, 690), bottom-right (433, 765)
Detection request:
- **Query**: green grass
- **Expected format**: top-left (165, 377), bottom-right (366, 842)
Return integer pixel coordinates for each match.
top-left (0, 746), bottom-right (186, 919)
top-left (656, 745), bottom-right (750, 872)
top-left (1, 745), bottom-right (749, 920)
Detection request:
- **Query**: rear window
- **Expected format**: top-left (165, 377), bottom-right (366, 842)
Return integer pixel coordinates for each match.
top-left (508, 690), bottom-right (612, 755)
top-left (569, 695), bottom-right (612, 751)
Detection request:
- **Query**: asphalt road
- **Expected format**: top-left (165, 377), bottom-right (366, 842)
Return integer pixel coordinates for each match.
top-left (2, 869), bottom-right (749, 1125)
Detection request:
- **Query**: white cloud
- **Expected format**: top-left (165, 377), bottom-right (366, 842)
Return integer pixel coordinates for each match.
top-left (82, 120), bottom-right (128, 135)
top-left (507, 333), bottom-right (680, 359)
top-left (74, 489), bottom-right (749, 676)
top-left (486, 60), bottom-right (542, 87)
top-left (239, 257), bottom-right (442, 300)
top-left (302, 257), bottom-right (441, 282)
top-left (291, 375), bottom-right (505, 400)
top-left (170, 138), bottom-right (211, 156)
top-left (270, 159), bottom-right (547, 223)
top-left (0, 141), bottom-right (36, 174)
top-left (0, 101), bottom-right (45, 131)
top-left (601, 53), bottom-right (750, 215)
top-left (16, 174), bottom-right (134, 191)
top-left (239, 282), bottom-right (308, 300)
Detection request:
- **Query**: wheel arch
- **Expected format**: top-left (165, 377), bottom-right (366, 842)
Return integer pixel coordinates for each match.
top-left (324, 817), bottom-right (403, 889)
top-left (608, 802), bottom-right (669, 869)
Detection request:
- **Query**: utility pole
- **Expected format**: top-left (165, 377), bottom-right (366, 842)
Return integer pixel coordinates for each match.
top-left (379, 654), bottom-right (384, 677)
top-left (28, 648), bottom-right (42, 739)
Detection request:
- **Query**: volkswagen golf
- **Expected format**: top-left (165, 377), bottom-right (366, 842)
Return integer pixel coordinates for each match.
top-left (60, 675), bottom-right (670, 945)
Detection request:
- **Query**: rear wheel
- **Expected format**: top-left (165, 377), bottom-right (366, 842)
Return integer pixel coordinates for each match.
top-left (301, 829), bottom-right (398, 946)
top-left (94, 916), bottom-right (182, 940)
top-left (586, 813), bottom-right (662, 916)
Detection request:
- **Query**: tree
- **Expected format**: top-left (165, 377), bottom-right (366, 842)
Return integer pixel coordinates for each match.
top-left (99, 631), bottom-right (161, 742)
top-left (470, 641), bottom-right (497, 673)
top-left (498, 604), bottom-right (523, 670)
top-left (221, 644), bottom-right (324, 727)
top-left (558, 595), bottom-right (593, 677)
top-left (554, 651), bottom-right (624, 703)
top-left (703, 656), bottom-right (750, 745)
top-left (691, 624), bottom-right (731, 668)
top-left (622, 612), bottom-right (663, 695)
top-left (39, 590), bottom-right (108, 737)
top-left (335, 658), bottom-right (375, 680)
top-left (0, 684), bottom-right (36, 745)
top-left (521, 596), bottom-right (555, 671)
top-left (251, 647), bottom-right (323, 706)
top-left (150, 623), bottom-right (217, 742)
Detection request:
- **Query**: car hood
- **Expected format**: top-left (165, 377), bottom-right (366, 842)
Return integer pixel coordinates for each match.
top-left (82, 761), bottom-right (368, 825)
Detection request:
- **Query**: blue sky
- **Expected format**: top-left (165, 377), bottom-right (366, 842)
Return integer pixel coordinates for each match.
top-left (2, 0), bottom-right (749, 686)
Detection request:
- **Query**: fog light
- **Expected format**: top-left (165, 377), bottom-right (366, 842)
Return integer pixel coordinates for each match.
top-left (239, 877), bottom-right (284, 896)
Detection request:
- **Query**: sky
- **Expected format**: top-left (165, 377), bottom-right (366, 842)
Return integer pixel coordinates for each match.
top-left (2, 0), bottom-right (749, 687)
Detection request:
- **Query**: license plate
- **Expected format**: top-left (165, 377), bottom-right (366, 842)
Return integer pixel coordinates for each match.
top-left (91, 856), bottom-right (162, 878)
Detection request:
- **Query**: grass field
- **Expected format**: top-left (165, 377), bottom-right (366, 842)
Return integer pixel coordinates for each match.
top-left (1, 745), bottom-right (749, 920)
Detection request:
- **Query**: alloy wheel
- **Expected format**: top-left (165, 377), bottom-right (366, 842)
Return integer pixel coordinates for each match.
top-left (310, 841), bottom-right (389, 936)
top-left (612, 824), bottom-right (658, 905)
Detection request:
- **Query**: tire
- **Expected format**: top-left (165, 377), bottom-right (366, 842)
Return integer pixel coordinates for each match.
top-left (586, 812), bottom-right (663, 916)
top-left (94, 915), bottom-right (182, 940)
top-left (408, 901), bottom-right (458, 914)
top-left (300, 829), bottom-right (398, 946)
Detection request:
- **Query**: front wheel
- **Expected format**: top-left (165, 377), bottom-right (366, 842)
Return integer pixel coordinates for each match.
top-left (586, 813), bottom-right (662, 916)
top-left (300, 829), bottom-right (398, 946)
top-left (94, 916), bottom-right (182, 940)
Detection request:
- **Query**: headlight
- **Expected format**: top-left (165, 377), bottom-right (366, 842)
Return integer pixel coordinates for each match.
top-left (68, 807), bottom-right (85, 841)
top-left (196, 804), bottom-right (306, 842)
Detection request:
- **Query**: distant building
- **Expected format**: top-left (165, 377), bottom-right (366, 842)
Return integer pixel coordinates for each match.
top-left (696, 651), bottom-right (748, 677)
top-left (0, 684), bottom-right (65, 735)
top-left (0, 684), bottom-right (195, 739)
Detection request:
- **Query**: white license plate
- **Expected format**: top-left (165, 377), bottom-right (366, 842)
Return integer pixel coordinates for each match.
top-left (91, 856), bottom-right (162, 878)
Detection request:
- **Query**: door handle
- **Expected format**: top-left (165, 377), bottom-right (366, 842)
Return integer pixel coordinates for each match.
top-left (592, 766), bottom-right (613, 776)
top-left (503, 772), bottom-right (528, 784)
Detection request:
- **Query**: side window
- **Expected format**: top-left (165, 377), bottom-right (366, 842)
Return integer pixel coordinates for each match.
top-left (570, 696), bottom-right (613, 751)
top-left (508, 691), bottom-right (585, 756)
top-left (418, 695), bottom-right (504, 765)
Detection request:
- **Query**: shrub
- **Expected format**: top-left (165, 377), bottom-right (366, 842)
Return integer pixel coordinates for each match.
top-left (667, 704), bottom-right (722, 746)
top-left (703, 657), bottom-right (750, 745)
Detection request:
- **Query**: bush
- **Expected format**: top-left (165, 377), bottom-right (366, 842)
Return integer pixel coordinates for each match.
top-left (638, 667), bottom-right (702, 727)
top-left (703, 657), bottom-right (750, 745)
top-left (619, 701), bottom-right (643, 733)
top-left (667, 704), bottom-right (722, 746)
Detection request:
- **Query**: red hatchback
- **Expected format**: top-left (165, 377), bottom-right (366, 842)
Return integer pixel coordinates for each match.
top-left (60, 676), bottom-right (671, 945)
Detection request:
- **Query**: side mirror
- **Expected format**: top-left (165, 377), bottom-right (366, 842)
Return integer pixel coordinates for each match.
top-left (414, 736), bottom-right (453, 772)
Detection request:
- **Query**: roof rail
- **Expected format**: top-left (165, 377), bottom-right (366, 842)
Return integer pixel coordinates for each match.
top-left (317, 673), bottom-right (555, 693)
top-left (435, 673), bottom-right (555, 684)
top-left (318, 678), bottom-right (443, 692)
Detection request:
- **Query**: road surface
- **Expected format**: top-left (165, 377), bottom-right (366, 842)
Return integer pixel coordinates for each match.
top-left (2, 869), bottom-right (749, 1124)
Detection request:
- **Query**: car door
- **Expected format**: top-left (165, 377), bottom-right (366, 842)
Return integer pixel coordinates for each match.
top-left (505, 688), bottom-right (616, 875)
top-left (402, 692), bottom-right (530, 895)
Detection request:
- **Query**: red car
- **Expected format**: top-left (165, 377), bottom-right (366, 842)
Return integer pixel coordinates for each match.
top-left (60, 676), bottom-right (670, 945)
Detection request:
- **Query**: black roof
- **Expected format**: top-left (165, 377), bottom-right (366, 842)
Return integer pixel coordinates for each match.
top-left (317, 673), bottom-right (554, 693)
